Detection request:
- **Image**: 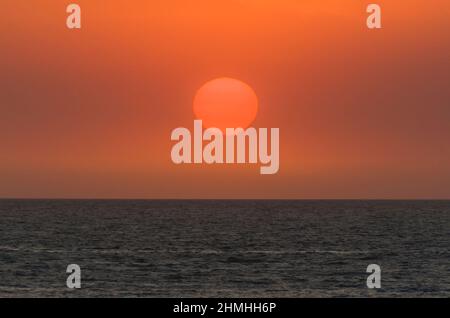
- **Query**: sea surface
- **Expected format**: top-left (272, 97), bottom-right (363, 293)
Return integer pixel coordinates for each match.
top-left (0, 200), bottom-right (449, 297)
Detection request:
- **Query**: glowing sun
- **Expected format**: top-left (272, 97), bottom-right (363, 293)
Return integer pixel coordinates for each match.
top-left (193, 77), bottom-right (258, 131)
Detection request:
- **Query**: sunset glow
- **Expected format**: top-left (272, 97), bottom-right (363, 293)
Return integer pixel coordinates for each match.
top-left (1, 0), bottom-right (449, 199)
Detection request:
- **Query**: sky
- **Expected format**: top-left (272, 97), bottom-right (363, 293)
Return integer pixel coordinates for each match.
top-left (1, 0), bottom-right (449, 199)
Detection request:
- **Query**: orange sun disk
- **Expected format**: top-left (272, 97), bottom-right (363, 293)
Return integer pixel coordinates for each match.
top-left (193, 78), bottom-right (259, 131)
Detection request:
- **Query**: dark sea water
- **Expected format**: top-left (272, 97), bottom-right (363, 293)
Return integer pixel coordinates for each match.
top-left (0, 200), bottom-right (449, 298)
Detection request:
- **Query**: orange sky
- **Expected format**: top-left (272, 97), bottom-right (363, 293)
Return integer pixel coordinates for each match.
top-left (1, 0), bottom-right (449, 199)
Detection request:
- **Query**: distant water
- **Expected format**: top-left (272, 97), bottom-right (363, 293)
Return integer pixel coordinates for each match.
top-left (0, 200), bottom-right (449, 297)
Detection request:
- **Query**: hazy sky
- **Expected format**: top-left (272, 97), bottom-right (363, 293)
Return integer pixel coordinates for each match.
top-left (1, 0), bottom-right (449, 199)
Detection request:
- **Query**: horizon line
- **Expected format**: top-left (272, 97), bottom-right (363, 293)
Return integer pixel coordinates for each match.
top-left (1, 197), bottom-right (449, 201)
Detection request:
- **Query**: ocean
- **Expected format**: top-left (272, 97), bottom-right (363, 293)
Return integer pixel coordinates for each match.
top-left (0, 200), bottom-right (449, 297)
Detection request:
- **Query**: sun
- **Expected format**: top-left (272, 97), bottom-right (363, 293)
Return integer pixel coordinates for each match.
top-left (193, 77), bottom-right (258, 131)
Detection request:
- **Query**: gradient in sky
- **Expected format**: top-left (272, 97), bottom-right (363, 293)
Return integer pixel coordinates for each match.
top-left (1, 0), bottom-right (449, 199)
